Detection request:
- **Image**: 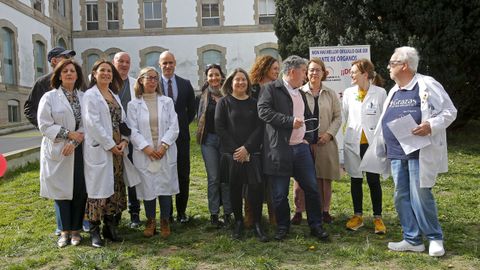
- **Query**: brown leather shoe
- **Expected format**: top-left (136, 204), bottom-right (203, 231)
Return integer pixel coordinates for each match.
top-left (160, 218), bottom-right (171, 239)
top-left (291, 212), bottom-right (302, 225)
top-left (323, 212), bottom-right (334, 224)
top-left (143, 218), bottom-right (157, 238)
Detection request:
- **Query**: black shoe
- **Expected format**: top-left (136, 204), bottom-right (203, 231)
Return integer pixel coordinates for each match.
top-left (310, 226), bottom-right (329, 240)
top-left (274, 228), bottom-right (289, 241)
top-left (130, 213), bottom-right (141, 228)
top-left (223, 214), bottom-right (232, 227)
top-left (89, 222), bottom-right (103, 248)
top-left (232, 220), bottom-right (243, 240)
top-left (254, 222), bottom-right (269, 242)
top-left (210, 214), bottom-right (224, 228)
top-left (177, 212), bottom-right (189, 224)
top-left (103, 215), bottom-right (121, 242)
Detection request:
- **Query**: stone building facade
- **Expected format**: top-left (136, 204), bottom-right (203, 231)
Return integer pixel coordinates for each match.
top-left (0, 0), bottom-right (277, 126)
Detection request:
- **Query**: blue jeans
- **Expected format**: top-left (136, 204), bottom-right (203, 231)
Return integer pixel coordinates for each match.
top-left (270, 143), bottom-right (322, 230)
top-left (391, 159), bottom-right (443, 245)
top-left (144, 196), bottom-right (172, 219)
top-left (201, 133), bottom-right (232, 215)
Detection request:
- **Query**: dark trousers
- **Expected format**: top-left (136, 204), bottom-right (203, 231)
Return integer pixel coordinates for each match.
top-left (174, 138), bottom-right (190, 215)
top-left (351, 143), bottom-right (382, 216)
top-left (270, 143), bottom-right (323, 230)
top-left (55, 146), bottom-right (87, 231)
top-left (230, 178), bottom-right (263, 223)
top-left (127, 143), bottom-right (140, 216)
top-left (144, 196), bottom-right (172, 219)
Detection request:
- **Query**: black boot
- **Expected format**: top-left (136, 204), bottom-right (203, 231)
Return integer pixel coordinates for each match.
top-left (254, 222), bottom-right (268, 242)
top-left (89, 221), bottom-right (103, 248)
top-left (103, 215), bottom-right (121, 242)
top-left (210, 214), bottom-right (224, 228)
top-left (232, 220), bottom-right (244, 240)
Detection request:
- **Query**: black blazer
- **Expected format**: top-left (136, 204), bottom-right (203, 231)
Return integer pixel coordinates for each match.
top-left (257, 79), bottom-right (315, 176)
top-left (161, 75), bottom-right (196, 143)
top-left (24, 72), bottom-right (53, 128)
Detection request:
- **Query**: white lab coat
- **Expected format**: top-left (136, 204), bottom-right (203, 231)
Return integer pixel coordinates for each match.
top-left (127, 95), bottom-right (180, 200)
top-left (360, 74), bottom-right (457, 187)
top-left (38, 88), bottom-right (84, 200)
top-left (342, 84), bottom-right (387, 178)
top-left (82, 85), bottom-right (128, 199)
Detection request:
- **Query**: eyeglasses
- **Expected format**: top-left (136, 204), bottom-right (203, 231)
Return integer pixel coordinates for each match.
top-left (143, 76), bottom-right (159, 81)
top-left (308, 68), bottom-right (323, 73)
top-left (205, 63), bottom-right (221, 70)
top-left (388, 60), bottom-right (404, 67)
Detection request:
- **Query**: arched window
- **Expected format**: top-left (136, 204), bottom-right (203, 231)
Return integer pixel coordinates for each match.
top-left (146, 52), bottom-right (161, 72)
top-left (140, 46), bottom-right (167, 74)
top-left (259, 48), bottom-right (279, 59)
top-left (8, 99), bottom-right (20, 123)
top-left (86, 54), bottom-right (100, 74)
top-left (57, 38), bottom-right (67, 49)
top-left (0, 27), bottom-right (16, 84)
top-left (197, 45), bottom-right (226, 88)
top-left (34, 40), bottom-right (47, 79)
top-left (202, 50), bottom-right (222, 67)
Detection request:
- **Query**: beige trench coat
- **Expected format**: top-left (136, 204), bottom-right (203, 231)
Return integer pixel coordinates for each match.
top-left (301, 83), bottom-right (342, 180)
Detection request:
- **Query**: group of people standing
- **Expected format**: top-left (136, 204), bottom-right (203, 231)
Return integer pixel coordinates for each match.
top-left (28, 45), bottom-right (456, 257)
top-left (27, 49), bottom-right (195, 248)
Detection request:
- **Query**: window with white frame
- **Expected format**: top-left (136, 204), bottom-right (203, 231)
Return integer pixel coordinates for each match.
top-left (86, 2), bottom-right (99, 30)
top-left (201, 1), bottom-right (220, 26)
top-left (0, 27), bottom-right (16, 84)
top-left (34, 40), bottom-right (46, 79)
top-left (8, 99), bottom-right (20, 123)
top-left (258, 0), bottom-right (275, 24)
top-left (106, 1), bottom-right (119, 30)
top-left (144, 0), bottom-right (162, 28)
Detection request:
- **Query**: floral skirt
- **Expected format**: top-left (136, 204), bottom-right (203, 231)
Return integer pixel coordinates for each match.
top-left (86, 132), bottom-right (127, 221)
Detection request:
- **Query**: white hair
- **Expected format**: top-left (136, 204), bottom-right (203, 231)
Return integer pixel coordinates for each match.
top-left (281, 55), bottom-right (308, 74)
top-left (394, 46), bottom-right (419, 73)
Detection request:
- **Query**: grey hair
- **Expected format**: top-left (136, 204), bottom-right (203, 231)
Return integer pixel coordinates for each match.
top-left (281, 55), bottom-right (308, 74)
top-left (394, 46), bottom-right (420, 73)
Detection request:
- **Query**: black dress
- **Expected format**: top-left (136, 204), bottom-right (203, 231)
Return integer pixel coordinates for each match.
top-left (215, 95), bottom-right (263, 185)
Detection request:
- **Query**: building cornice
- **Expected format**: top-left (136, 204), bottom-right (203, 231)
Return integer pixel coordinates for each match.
top-left (72, 24), bottom-right (274, 38)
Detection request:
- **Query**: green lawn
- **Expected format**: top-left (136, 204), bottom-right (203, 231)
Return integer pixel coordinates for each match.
top-left (0, 121), bottom-right (479, 270)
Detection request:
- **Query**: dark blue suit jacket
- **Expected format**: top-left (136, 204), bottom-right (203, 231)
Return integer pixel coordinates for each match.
top-left (161, 75), bottom-right (196, 143)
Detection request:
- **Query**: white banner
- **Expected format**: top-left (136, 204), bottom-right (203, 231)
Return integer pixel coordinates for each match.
top-left (309, 45), bottom-right (371, 164)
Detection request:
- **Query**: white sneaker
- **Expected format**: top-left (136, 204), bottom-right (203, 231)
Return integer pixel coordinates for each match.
top-left (429, 240), bottom-right (445, 257)
top-left (388, 240), bottom-right (425, 252)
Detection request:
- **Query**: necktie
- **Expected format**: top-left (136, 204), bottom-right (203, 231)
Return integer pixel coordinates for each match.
top-left (168, 79), bottom-right (174, 99)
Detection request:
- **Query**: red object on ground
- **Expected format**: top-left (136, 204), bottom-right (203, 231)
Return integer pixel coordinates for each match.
top-left (0, 153), bottom-right (7, 177)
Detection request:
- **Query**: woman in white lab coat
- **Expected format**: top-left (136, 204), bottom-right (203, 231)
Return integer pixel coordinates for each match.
top-left (342, 59), bottom-right (387, 234)
top-left (127, 67), bottom-right (179, 238)
top-left (38, 59), bottom-right (86, 248)
top-left (82, 59), bottom-right (128, 248)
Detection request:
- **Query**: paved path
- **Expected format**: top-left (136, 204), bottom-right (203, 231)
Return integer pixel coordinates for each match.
top-left (0, 129), bottom-right (42, 154)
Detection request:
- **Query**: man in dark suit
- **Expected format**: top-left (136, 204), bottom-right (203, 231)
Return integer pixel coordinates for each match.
top-left (158, 51), bottom-right (196, 223)
top-left (257, 55), bottom-right (328, 241)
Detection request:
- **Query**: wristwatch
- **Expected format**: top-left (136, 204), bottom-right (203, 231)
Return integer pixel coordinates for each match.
top-left (161, 142), bottom-right (169, 150)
